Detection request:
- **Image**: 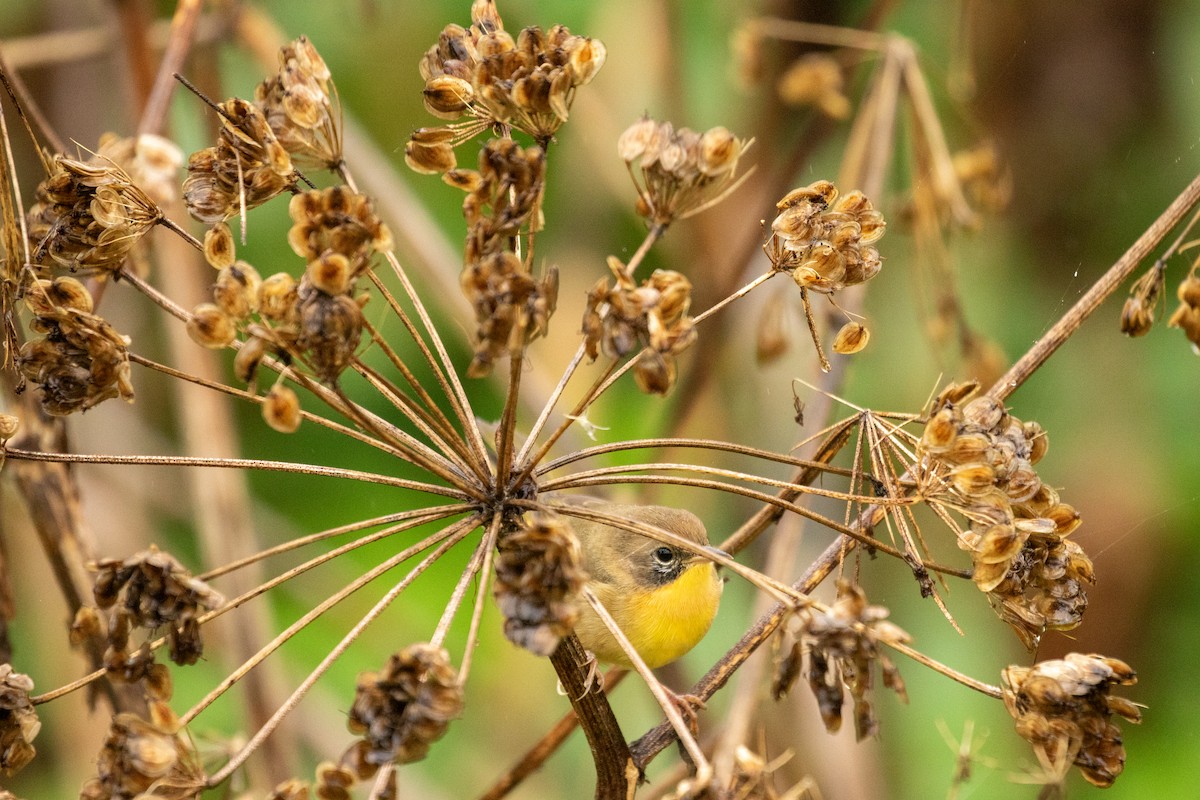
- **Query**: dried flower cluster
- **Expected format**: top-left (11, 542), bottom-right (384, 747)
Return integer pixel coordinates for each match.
top-left (92, 547), bottom-right (224, 673)
top-left (772, 581), bottom-right (909, 740)
top-left (183, 98), bottom-right (295, 224)
top-left (17, 277), bottom-right (134, 415)
top-left (617, 117), bottom-right (751, 226)
top-left (405, 0), bottom-right (605, 174)
top-left (493, 512), bottom-right (586, 656)
top-left (188, 186), bottom-right (390, 391)
top-left (450, 139), bottom-right (557, 377)
top-left (919, 383), bottom-right (1094, 648)
top-left (0, 665), bottom-right (38, 778)
top-left (1002, 653), bottom-right (1141, 788)
top-left (80, 701), bottom-right (204, 800)
top-left (346, 644), bottom-right (464, 771)
top-left (26, 150), bottom-right (162, 275)
top-left (582, 259), bottom-right (697, 394)
top-left (1120, 264), bottom-right (1165, 337)
top-left (255, 36), bottom-right (342, 168)
top-left (766, 179), bottom-right (884, 294)
top-left (1166, 264), bottom-right (1200, 349)
top-left (776, 53), bottom-right (851, 119)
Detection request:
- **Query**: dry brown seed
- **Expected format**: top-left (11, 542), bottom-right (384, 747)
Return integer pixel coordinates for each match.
top-left (204, 222), bottom-right (235, 269)
top-left (213, 262), bottom-right (263, 320)
top-left (832, 321), bottom-right (870, 354)
top-left (259, 272), bottom-right (299, 322)
top-left (186, 303), bottom-right (237, 349)
top-left (405, 139), bottom-right (457, 174)
top-left (962, 396), bottom-right (1005, 431)
top-left (423, 75), bottom-right (475, 117)
top-left (234, 335), bottom-right (270, 384)
top-left (307, 252), bottom-right (352, 296)
top-left (263, 384), bottom-right (302, 433)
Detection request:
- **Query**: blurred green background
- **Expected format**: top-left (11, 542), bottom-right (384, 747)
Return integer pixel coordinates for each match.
top-left (2, 0), bottom-right (1200, 798)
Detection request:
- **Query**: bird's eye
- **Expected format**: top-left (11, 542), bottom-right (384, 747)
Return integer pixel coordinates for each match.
top-left (652, 547), bottom-right (675, 565)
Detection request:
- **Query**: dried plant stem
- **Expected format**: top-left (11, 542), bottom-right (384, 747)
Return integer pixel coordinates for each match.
top-left (583, 587), bottom-right (712, 788)
top-left (0, 55), bottom-right (65, 157)
top-left (431, 516), bottom-right (499, 649)
top-left (457, 514), bottom-right (502, 686)
top-left (548, 632), bottom-right (637, 800)
top-left (514, 343), bottom-right (588, 467)
top-left (495, 348), bottom-right (526, 485)
top-left (180, 517), bottom-right (477, 728)
top-left (2, 447), bottom-right (469, 498)
top-left (885, 638), bottom-right (1002, 698)
top-left (621, 222), bottom-right (666, 280)
top-left (136, 0), bottom-right (204, 137)
top-left (988, 170), bottom-right (1200, 401)
top-left (690, 271), bottom-right (776, 325)
top-left (205, 516), bottom-right (480, 787)
top-left (750, 17), bottom-right (891, 52)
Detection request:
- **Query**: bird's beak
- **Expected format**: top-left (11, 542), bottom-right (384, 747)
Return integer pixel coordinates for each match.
top-left (689, 545), bottom-right (731, 568)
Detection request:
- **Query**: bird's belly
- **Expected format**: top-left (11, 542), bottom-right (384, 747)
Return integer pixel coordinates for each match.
top-left (623, 562), bottom-right (722, 669)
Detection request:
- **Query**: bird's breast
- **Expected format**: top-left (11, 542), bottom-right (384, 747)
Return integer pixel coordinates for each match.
top-left (624, 561), bottom-right (722, 669)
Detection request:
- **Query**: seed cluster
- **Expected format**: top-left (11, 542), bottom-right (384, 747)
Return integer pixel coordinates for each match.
top-left (1002, 653), bottom-right (1141, 788)
top-left (188, 186), bottom-right (390, 398)
top-left (1167, 266), bottom-right (1200, 348)
top-left (617, 117), bottom-right (750, 226)
top-left (255, 36), bottom-right (342, 169)
top-left (776, 53), bottom-right (851, 119)
top-left (346, 644), bottom-right (464, 770)
top-left (493, 513), bottom-right (586, 656)
top-left (766, 179), bottom-right (884, 294)
top-left (0, 665), bottom-right (38, 778)
top-left (448, 139), bottom-right (558, 377)
top-left (919, 384), bottom-right (1093, 648)
top-left (80, 701), bottom-right (204, 800)
top-left (406, 0), bottom-right (605, 174)
top-left (772, 581), bottom-right (909, 740)
top-left (92, 547), bottom-right (224, 672)
top-left (582, 260), bottom-right (697, 395)
top-left (17, 277), bottom-right (134, 415)
top-left (26, 151), bottom-right (161, 275)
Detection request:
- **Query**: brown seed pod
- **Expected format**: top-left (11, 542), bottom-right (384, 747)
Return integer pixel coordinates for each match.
top-left (186, 303), bottom-right (237, 349)
top-left (263, 384), bottom-right (302, 433)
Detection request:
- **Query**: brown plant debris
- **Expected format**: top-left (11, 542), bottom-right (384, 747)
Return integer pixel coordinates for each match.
top-left (92, 546), bottom-right (224, 671)
top-left (256, 36), bottom-right (343, 169)
top-left (772, 580), bottom-right (909, 740)
top-left (618, 116), bottom-right (751, 226)
top-left (582, 259), bottom-right (697, 394)
top-left (80, 701), bottom-right (205, 800)
top-left (346, 643), bottom-right (464, 770)
top-left (493, 512), bottom-right (586, 656)
top-left (1002, 653), bottom-right (1141, 789)
top-left (918, 383), bottom-right (1093, 648)
top-left (1167, 262), bottom-right (1200, 349)
top-left (0, 665), bottom-right (38, 778)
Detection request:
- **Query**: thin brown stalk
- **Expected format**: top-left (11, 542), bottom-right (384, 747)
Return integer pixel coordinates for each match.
top-left (431, 515), bottom-right (498, 649)
top-left (988, 170), bottom-right (1200, 401)
top-left (204, 515), bottom-right (481, 787)
top-left (457, 513), bottom-right (502, 686)
top-left (513, 342), bottom-right (588, 467)
top-left (136, 0), bottom-right (204, 137)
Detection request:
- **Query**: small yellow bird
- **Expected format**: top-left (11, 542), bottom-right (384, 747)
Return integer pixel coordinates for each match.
top-left (568, 500), bottom-right (724, 669)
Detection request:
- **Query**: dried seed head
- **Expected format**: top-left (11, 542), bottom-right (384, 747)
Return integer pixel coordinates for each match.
top-left (255, 36), bottom-right (343, 168)
top-left (0, 665), bottom-right (39, 778)
top-left (91, 546), bottom-right (224, 668)
top-left (767, 180), bottom-right (884, 293)
top-left (296, 286), bottom-right (364, 382)
top-left (183, 98), bottom-right (295, 223)
top-left (619, 116), bottom-right (751, 225)
top-left (1003, 653), bottom-right (1140, 788)
top-left (203, 222), bottom-right (236, 269)
top-left (186, 303), bottom-right (237, 349)
top-left (493, 512), bottom-right (586, 656)
top-left (1167, 267), bottom-right (1200, 351)
top-left (347, 644), bottom-right (464, 767)
top-left (25, 276), bottom-right (94, 316)
top-left (287, 186), bottom-right (392, 275)
top-left (774, 581), bottom-right (909, 740)
top-left (26, 152), bottom-right (162, 275)
top-left (81, 701), bottom-right (205, 800)
top-left (263, 383), bottom-right (302, 433)
top-left (17, 303), bottom-right (134, 415)
top-left (777, 53), bottom-right (850, 119)
top-left (258, 272), bottom-right (299, 323)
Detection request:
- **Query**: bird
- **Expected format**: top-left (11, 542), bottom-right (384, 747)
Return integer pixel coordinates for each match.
top-left (566, 500), bottom-right (724, 670)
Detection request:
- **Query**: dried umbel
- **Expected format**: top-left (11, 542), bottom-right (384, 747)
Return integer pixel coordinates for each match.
top-left (17, 289), bottom-right (134, 415)
top-left (772, 581), bottom-right (909, 740)
top-left (618, 117), bottom-right (751, 226)
top-left (346, 643), bottom-right (464, 768)
top-left (582, 261), bottom-right (697, 394)
top-left (80, 701), bottom-right (205, 800)
top-left (1166, 263), bottom-right (1200, 350)
top-left (183, 98), bottom-right (295, 223)
top-left (287, 187), bottom-right (393, 275)
top-left (918, 383), bottom-right (1093, 648)
top-left (92, 546), bottom-right (224, 668)
top-left (1002, 653), bottom-right (1141, 788)
top-left (255, 36), bottom-right (342, 168)
top-left (493, 512), bottom-right (586, 656)
top-left (26, 151), bottom-right (162, 275)
top-left (93, 132), bottom-right (184, 206)
top-left (0, 665), bottom-right (39, 777)
top-left (406, 0), bottom-right (606, 173)
top-left (776, 52), bottom-right (850, 119)
top-left (1120, 264), bottom-right (1165, 337)
top-left (766, 179), bottom-right (885, 294)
